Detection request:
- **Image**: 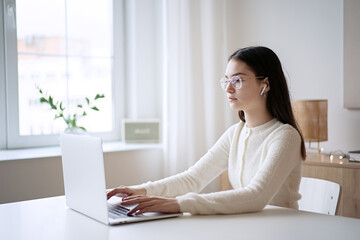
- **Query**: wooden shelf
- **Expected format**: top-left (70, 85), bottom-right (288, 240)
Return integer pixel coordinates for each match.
top-left (303, 152), bottom-right (360, 169)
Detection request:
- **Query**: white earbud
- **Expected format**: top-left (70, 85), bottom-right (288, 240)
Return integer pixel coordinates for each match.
top-left (260, 84), bottom-right (267, 96)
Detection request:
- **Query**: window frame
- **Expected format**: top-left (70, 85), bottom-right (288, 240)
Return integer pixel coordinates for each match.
top-left (2, 0), bottom-right (125, 149)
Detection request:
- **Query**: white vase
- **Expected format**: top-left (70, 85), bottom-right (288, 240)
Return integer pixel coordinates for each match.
top-left (64, 127), bottom-right (87, 135)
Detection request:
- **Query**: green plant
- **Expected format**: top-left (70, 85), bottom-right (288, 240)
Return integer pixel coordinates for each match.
top-left (37, 85), bottom-right (105, 132)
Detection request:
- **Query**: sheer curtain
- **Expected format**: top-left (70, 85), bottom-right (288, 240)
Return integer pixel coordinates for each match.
top-left (124, 0), bottom-right (238, 184)
top-left (162, 0), bottom-right (238, 179)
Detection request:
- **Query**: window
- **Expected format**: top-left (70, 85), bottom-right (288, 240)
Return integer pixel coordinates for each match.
top-left (2, 0), bottom-right (124, 148)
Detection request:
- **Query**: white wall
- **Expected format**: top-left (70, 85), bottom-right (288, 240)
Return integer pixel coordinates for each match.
top-left (226, 0), bottom-right (359, 152)
top-left (0, 149), bottom-right (163, 204)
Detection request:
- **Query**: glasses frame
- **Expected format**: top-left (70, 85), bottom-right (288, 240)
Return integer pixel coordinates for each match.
top-left (220, 75), bottom-right (266, 91)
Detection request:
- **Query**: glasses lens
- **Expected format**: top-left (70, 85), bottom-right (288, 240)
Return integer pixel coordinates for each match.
top-left (220, 78), bottom-right (229, 90)
top-left (220, 76), bottom-right (242, 90)
top-left (231, 76), bottom-right (242, 89)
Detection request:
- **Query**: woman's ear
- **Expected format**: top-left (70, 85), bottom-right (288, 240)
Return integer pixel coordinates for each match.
top-left (260, 77), bottom-right (270, 96)
top-left (264, 77), bottom-right (270, 89)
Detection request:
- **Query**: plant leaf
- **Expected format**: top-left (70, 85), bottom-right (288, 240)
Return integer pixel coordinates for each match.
top-left (77, 104), bottom-right (83, 108)
top-left (94, 94), bottom-right (105, 100)
top-left (55, 113), bottom-right (63, 119)
top-left (86, 97), bottom-right (90, 105)
top-left (49, 96), bottom-right (57, 110)
top-left (69, 119), bottom-right (77, 127)
top-left (91, 106), bottom-right (99, 111)
top-left (59, 101), bottom-right (65, 111)
top-left (40, 97), bottom-right (48, 103)
top-left (79, 126), bottom-right (87, 131)
top-left (82, 111), bottom-right (87, 116)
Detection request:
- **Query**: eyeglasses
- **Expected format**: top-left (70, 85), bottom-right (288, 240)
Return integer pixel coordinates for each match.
top-left (219, 75), bottom-right (266, 91)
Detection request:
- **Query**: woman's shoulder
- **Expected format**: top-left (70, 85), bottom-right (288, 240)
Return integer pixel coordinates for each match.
top-left (271, 120), bottom-right (301, 141)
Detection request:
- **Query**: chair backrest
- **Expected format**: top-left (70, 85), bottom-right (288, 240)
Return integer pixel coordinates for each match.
top-left (298, 177), bottom-right (340, 215)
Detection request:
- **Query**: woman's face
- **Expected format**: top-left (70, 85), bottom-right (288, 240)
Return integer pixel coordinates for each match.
top-left (224, 59), bottom-right (266, 112)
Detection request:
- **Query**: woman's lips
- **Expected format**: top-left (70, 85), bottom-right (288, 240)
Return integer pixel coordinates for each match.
top-left (228, 97), bottom-right (238, 102)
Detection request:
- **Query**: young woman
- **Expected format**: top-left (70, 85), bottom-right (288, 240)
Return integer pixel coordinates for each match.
top-left (107, 46), bottom-right (306, 215)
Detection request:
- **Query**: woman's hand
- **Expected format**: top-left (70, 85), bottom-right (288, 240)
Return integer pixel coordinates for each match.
top-left (106, 186), bottom-right (146, 200)
top-left (121, 195), bottom-right (181, 216)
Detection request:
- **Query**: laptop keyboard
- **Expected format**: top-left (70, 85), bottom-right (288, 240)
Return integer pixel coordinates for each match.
top-left (108, 205), bottom-right (132, 219)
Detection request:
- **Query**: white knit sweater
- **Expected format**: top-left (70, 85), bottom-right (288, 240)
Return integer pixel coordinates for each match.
top-left (136, 118), bottom-right (302, 215)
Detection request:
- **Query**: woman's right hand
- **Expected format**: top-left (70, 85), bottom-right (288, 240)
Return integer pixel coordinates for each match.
top-left (106, 186), bottom-right (146, 200)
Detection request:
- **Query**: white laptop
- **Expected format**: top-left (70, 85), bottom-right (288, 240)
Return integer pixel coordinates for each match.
top-left (59, 133), bottom-right (182, 225)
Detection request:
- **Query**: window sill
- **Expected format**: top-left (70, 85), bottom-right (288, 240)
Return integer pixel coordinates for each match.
top-left (0, 142), bottom-right (163, 162)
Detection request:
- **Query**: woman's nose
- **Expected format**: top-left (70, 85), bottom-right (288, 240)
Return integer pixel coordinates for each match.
top-left (226, 82), bottom-right (235, 93)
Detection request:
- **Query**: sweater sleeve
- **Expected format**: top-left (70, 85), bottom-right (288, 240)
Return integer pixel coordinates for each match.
top-left (176, 126), bottom-right (302, 215)
top-left (133, 124), bottom-right (238, 198)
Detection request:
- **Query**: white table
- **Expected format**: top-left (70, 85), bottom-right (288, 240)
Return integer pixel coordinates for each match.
top-left (1, 196), bottom-right (359, 240)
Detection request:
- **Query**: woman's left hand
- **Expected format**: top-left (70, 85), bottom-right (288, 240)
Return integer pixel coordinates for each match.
top-left (121, 195), bottom-right (181, 216)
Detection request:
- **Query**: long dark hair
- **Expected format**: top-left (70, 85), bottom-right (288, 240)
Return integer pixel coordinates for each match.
top-left (229, 46), bottom-right (306, 160)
